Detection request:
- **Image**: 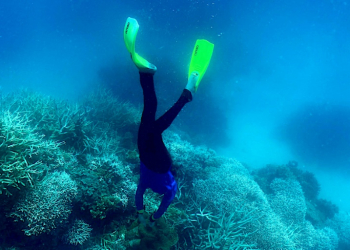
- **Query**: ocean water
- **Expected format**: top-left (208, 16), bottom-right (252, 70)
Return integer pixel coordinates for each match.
top-left (1, 0), bottom-right (350, 249)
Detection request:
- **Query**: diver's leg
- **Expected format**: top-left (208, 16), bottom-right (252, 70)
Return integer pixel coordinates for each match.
top-left (138, 72), bottom-right (158, 159)
top-left (154, 73), bottom-right (199, 133)
top-left (139, 72), bottom-right (157, 126)
top-left (154, 89), bottom-right (192, 133)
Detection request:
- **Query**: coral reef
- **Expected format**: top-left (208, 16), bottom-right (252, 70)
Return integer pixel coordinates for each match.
top-left (0, 89), bottom-right (347, 250)
top-left (268, 178), bottom-right (307, 225)
top-left (9, 171), bottom-right (78, 236)
top-left (63, 219), bottom-right (93, 245)
top-left (327, 212), bottom-right (350, 249)
top-left (252, 161), bottom-right (339, 226)
top-left (125, 215), bottom-right (178, 250)
top-left (2, 90), bottom-right (91, 152)
top-left (0, 111), bottom-right (65, 196)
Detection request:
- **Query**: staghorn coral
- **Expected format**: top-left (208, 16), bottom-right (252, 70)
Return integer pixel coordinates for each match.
top-left (182, 158), bottom-right (292, 249)
top-left (2, 90), bottom-right (91, 152)
top-left (0, 111), bottom-right (65, 196)
top-left (183, 203), bottom-right (259, 249)
top-left (83, 132), bottom-right (121, 156)
top-left (79, 88), bottom-right (142, 158)
top-left (64, 219), bottom-right (93, 245)
top-left (82, 88), bottom-right (140, 132)
top-left (9, 171), bottom-right (78, 236)
top-left (67, 153), bottom-right (137, 219)
top-left (169, 141), bottom-right (302, 249)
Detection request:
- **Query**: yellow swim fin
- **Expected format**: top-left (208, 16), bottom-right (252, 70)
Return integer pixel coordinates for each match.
top-left (124, 17), bottom-right (156, 72)
top-left (188, 39), bottom-right (214, 89)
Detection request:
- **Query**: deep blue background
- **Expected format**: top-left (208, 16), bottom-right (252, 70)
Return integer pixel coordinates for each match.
top-left (1, 0), bottom-right (350, 210)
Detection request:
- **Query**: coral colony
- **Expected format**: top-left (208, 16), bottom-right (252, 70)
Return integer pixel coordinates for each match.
top-left (0, 89), bottom-right (349, 250)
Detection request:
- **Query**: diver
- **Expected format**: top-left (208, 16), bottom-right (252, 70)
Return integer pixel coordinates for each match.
top-left (123, 17), bottom-right (214, 227)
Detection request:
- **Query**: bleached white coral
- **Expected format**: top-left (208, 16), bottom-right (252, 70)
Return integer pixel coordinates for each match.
top-left (10, 172), bottom-right (77, 236)
top-left (269, 178), bottom-right (307, 225)
top-left (64, 219), bottom-right (92, 245)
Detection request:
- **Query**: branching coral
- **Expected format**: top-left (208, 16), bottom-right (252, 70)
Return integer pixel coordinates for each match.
top-left (177, 159), bottom-right (270, 248)
top-left (268, 178), bottom-right (307, 225)
top-left (0, 111), bottom-right (64, 195)
top-left (64, 219), bottom-right (93, 245)
top-left (0, 88), bottom-right (346, 250)
top-left (1, 90), bottom-right (92, 153)
top-left (9, 171), bottom-right (78, 236)
top-left (83, 132), bottom-right (121, 156)
top-left (172, 145), bottom-right (300, 249)
top-left (82, 88), bottom-right (140, 132)
top-left (296, 222), bottom-right (339, 250)
top-left (192, 159), bottom-right (266, 213)
top-left (183, 202), bottom-right (259, 249)
top-left (68, 153), bottom-right (136, 219)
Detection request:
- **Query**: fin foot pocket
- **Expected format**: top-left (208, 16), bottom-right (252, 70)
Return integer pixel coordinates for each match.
top-left (124, 17), bottom-right (157, 74)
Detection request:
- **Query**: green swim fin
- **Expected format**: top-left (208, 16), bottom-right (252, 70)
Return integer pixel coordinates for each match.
top-left (188, 39), bottom-right (214, 89)
top-left (124, 17), bottom-right (156, 72)
top-left (124, 17), bottom-right (139, 55)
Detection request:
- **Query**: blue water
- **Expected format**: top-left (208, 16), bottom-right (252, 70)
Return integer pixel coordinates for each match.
top-left (1, 0), bottom-right (349, 216)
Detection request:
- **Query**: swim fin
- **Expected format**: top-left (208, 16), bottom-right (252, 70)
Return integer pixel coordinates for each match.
top-left (188, 39), bottom-right (214, 90)
top-left (124, 17), bottom-right (156, 73)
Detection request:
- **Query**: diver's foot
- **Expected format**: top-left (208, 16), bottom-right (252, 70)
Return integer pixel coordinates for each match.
top-left (185, 71), bottom-right (199, 97)
top-left (131, 53), bottom-right (157, 75)
top-left (137, 62), bottom-right (157, 75)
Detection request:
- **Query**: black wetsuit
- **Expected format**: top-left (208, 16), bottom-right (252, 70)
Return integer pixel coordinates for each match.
top-left (135, 72), bottom-right (191, 219)
top-left (137, 72), bottom-right (192, 173)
